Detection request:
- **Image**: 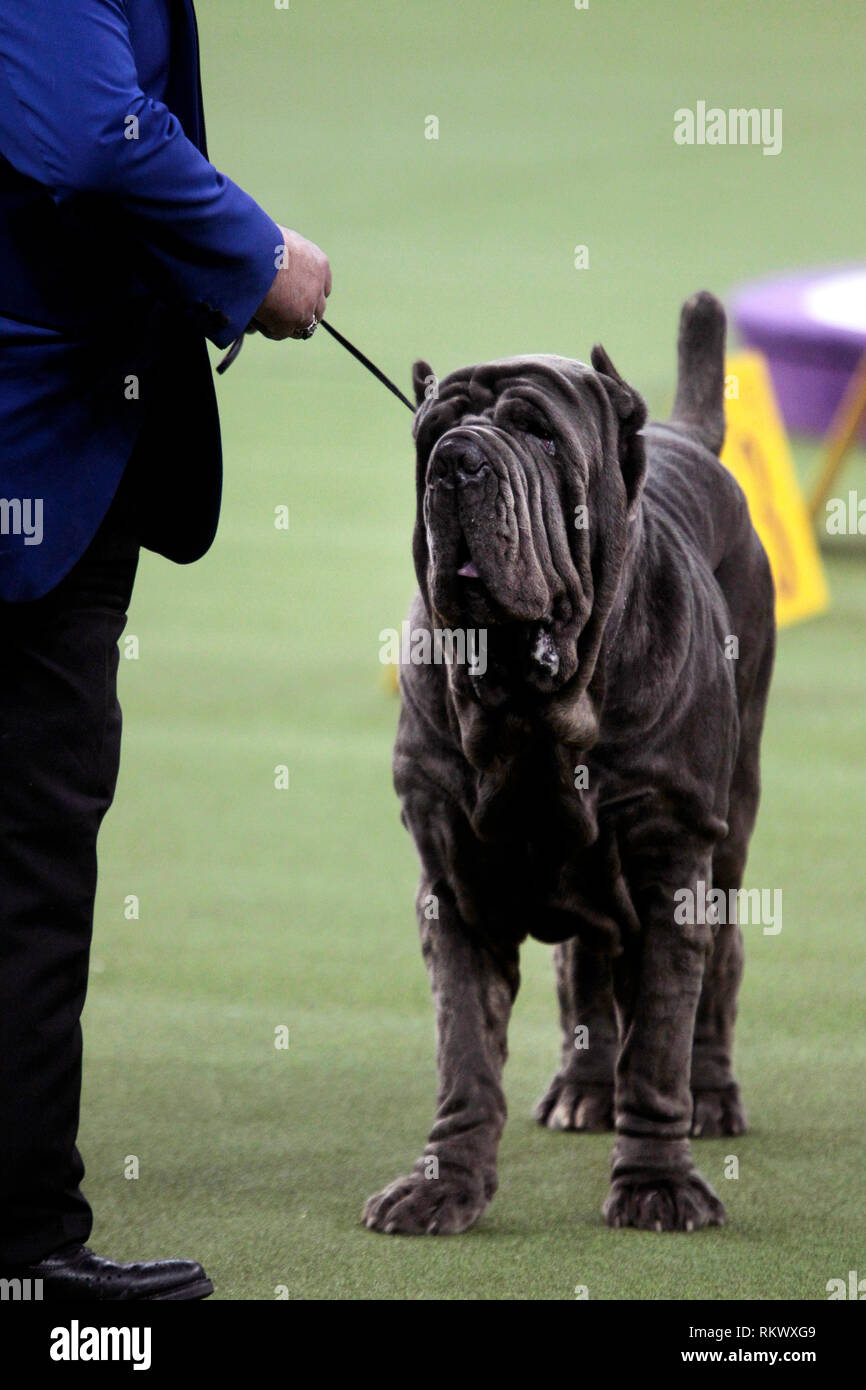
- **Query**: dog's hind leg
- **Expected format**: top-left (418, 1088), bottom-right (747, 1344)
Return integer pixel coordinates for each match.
top-left (691, 626), bottom-right (775, 1136)
top-left (690, 870), bottom-right (748, 1138)
top-left (670, 290), bottom-right (727, 456)
top-left (533, 937), bottom-right (618, 1132)
top-left (690, 802), bottom-right (753, 1136)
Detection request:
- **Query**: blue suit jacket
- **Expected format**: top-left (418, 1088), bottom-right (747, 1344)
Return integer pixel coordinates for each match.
top-left (0, 0), bottom-right (281, 600)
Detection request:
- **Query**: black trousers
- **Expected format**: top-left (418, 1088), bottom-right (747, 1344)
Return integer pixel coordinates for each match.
top-left (0, 483), bottom-right (139, 1263)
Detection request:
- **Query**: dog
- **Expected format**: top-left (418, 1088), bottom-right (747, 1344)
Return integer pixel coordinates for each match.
top-left (364, 293), bottom-right (775, 1235)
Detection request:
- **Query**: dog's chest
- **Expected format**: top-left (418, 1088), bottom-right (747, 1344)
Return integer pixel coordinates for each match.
top-left (469, 750), bottom-right (636, 948)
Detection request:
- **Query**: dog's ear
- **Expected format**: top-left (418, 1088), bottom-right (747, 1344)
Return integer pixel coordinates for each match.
top-left (412, 359), bottom-right (437, 407)
top-left (590, 344), bottom-right (647, 506)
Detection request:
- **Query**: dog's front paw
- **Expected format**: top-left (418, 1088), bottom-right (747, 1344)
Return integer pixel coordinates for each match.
top-left (690, 1084), bottom-right (747, 1137)
top-left (533, 1074), bottom-right (614, 1132)
top-left (363, 1167), bottom-right (491, 1236)
top-left (603, 1170), bottom-right (726, 1231)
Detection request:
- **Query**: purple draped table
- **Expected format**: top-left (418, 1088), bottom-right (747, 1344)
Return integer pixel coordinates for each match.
top-left (732, 265), bottom-right (866, 440)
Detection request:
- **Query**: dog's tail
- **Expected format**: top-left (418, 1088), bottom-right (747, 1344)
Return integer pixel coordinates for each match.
top-left (670, 291), bottom-right (727, 456)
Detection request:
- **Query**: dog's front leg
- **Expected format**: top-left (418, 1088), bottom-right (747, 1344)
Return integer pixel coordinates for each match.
top-left (364, 891), bottom-right (518, 1236)
top-left (604, 855), bottom-right (727, 1232)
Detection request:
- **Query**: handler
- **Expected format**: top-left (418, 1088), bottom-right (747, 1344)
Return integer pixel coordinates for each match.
top-left (0, 0), bottom-right (330, 1300)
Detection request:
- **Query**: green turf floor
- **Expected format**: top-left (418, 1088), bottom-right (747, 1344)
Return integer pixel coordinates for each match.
top-left (80, 0), bottom-right (865, 1299)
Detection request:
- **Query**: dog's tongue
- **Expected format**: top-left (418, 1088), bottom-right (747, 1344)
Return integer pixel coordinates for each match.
top-left (458, 560), bottom-right (480, 579)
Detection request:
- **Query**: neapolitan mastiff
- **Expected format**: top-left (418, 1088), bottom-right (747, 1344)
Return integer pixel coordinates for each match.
top-left (364, 293), bottom-right (775, 1235)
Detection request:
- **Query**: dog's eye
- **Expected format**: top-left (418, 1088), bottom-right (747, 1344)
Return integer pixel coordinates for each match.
top-left (504, 402), bottom-right (556, 454)
top-left (531, 432), bottom-right (556, 456)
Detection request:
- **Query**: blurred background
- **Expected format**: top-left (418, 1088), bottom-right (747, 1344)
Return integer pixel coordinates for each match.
top-left (87, 0), bottom-right (864, 1298)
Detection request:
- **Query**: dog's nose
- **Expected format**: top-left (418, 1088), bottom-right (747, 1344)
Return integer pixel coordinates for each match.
top-left (433, 434), bottom-right (488, 483)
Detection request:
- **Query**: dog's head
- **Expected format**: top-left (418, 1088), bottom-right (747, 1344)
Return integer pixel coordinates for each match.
top-left (410, 349), bottom-right (647, 730)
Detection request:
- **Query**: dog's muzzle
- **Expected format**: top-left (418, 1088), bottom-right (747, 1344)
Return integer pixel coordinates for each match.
top-left (429, 431), bottom-right (491, 486)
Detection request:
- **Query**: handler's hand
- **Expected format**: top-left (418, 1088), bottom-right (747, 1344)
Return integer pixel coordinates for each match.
top-left (253, 227), bottom-right (331, 340)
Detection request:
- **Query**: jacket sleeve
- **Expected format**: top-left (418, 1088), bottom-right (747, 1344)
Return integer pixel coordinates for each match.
top-left (0, 0), bottom-right (281, 346)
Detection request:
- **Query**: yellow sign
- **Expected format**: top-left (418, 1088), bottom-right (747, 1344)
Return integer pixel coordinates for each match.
top-left (721, 351), bottom-right (829, 627)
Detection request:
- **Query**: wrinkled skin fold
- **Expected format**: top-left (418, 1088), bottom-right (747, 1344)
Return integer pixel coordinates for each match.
top-left (364, 294), bottom-right (776, 1236)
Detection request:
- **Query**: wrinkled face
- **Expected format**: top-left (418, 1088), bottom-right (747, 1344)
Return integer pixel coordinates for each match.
top-left (411, 353), bottom-right (646, 711)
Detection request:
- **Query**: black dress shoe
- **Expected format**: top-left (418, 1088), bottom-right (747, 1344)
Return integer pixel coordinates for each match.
top-left (4, 1244), bottom-right (214, 1301)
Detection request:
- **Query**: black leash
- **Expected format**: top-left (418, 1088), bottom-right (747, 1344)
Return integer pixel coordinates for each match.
top-left (216, 319), bottom-right (416, 413)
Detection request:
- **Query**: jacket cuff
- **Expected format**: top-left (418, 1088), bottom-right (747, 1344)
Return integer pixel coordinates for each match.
top-left (201, 205), bottom-right (283, 348)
